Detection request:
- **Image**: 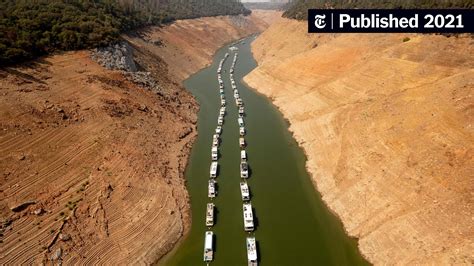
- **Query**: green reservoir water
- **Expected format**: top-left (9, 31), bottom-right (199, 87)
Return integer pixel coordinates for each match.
top-left (162, 36), bottom-right (369, 266)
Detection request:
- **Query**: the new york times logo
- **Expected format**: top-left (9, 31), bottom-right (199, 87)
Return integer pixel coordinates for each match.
top-left (314, 14), bottom-right (326, 29)
top-left (308, 9), bottom-right (473, 33)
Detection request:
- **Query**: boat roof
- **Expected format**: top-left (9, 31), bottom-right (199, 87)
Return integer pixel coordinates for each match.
top-left (247, 237), bottom-right (257, 260)
top-left (205, 231), bottom-right (213, 249)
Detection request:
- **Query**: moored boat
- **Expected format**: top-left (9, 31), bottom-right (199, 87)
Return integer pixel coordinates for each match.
top-left (241, 150), bottom-right (247, 161)
top-left (238, 117), bottom-right (244, 127)
top-left (212, 135), bottom-right (219, 147)
top-left (240, 181), bottom-right (250, 201)
top-left (208, 179), bottom-right (216, 198)
top-left (240, 161), bottom-right (249, 178)
top-left (206, 203), bottom-right (214, 227)
top-left (239, 126), bottom-right (245, 136)
top-left (246, 237), bottom-right (258, 266)
top-left (210, 161), bottom-right (218, 178)
top-left (203, 231), bottom-right (214, 262)
top-left (239, 137), bottom-right (245, 148)
top-left (211, 146), bottom-right (218, 161)
top-left (242, 202), bottom-right (254, 231)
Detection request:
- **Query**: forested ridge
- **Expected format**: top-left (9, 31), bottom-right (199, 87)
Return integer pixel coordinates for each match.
top-left (0, 0), bottom-right (250, 65)
top-left (283, 0), bottom-right (473, 20)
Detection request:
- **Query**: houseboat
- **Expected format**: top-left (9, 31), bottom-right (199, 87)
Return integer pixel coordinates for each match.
top-left (240, 161), bottom-right (249, 178)
top-left (242, 203), bottom-right (254, 231)
top-left (241, 150), bottom-right (247, 161)
top-left (239, 137), bottom-right (245, 148)
top-left (246, 237), bottom-right (258, 266)
top-left (216, 126), bottom-right (222, 135)
top-left (208, 179), bottom-right (216, 198)
top-left (239, 127), bottom-right (245, 136)
top-left (221, 99), bottom-right (226, 107)
top-left (206, 203), bottom-right (214, 227)
top-left (211, 146), bottom-right (218, 161)
top-left (218, 116), bottom-right (223, 126)
top-left (210, 162), bottom-right (218, 178)
top-left (239, 106), bottom-right (244, 115)
top-left (240, 181), bottom-right (250, 201)
top-left (238, 117), bottom-right (244, 127)
top-left (203, 231), bottom-right (214, 262)
top-left (212, 136), bottom-right (219, 147)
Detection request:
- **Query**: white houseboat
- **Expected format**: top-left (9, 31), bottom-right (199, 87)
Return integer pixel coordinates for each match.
top-left (239, 137), bottom-right (246, 148)
top-left (241, 150), bottom-right (247, 161)
top-left (221, 99), bottom-right (226, 107)
top-left (216, 126), bottom-right (222, 135)
top-left (246, 237), bottom-right (258, 266)
top-left (239, 106), bottom-right (244, 115)
top-left (208, 179), bottom-right (216, 198)
top-left (238, 117), bottom-right (244, 127)
top-left (218, 116), bottom-right (223, 126)
top-left (211, 146), bottom-right (218, 161)
top-left (242, 203), bottom-right (254, 231)
top-left (240, 161), bottom-right (249, 178)
top-left (210, 162), bottom-right (218, 178)
top-left (240, 181), bottom-right (250, 201)
top-left (239, 127), bottom-right (245, 136)
top-left (206, 203), bottom-right (214, 227)
top-left (203, 231), bottom-right (214, 262)
top-left (212, 135), bottom-right (219, 147)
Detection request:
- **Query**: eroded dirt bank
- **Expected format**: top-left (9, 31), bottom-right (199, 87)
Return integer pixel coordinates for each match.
top-left (0, 10), bottom-right (279, 264)
top-left (244, 18), bottom-right (473, 264)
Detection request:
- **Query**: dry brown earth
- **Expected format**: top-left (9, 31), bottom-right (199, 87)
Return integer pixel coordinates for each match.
top-left (0, 11), bottom-right (279, 264)
top-left (245, 18), bottom-right (473, 265)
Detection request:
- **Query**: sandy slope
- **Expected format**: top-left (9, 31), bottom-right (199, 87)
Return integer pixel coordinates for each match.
top-left (245, 18), bottom-right (473, 264)
top-left (0, 11), bottom-right (279, 264)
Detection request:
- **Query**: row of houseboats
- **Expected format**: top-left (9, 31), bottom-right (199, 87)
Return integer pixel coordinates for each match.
top-left (204, 46), bottom-right (257, 266)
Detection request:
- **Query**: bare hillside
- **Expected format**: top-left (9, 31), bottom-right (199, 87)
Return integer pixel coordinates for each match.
top-left (245, 18), bottom-right (473, 264)
top-left (0, 11), bottom-right (280, 264)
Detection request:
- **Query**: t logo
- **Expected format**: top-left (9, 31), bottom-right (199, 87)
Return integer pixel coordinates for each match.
top-left (314, 14), bottom-right (326, 29)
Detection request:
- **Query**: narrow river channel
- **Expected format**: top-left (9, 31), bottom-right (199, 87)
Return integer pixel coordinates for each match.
top-left (162, 36), bottom-right (369, 266)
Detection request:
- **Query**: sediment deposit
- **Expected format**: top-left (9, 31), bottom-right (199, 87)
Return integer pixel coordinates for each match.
top-left (245, 18), bottom-right (473, 264)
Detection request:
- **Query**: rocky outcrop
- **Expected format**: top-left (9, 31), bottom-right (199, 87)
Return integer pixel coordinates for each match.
top-left (92, 42), bottom-right (162, 92)
top-left (91, 42), bottom-right (137, 72)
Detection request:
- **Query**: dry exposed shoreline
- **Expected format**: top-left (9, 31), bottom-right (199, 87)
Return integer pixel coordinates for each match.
top-left (244, 17), bottom-right (473, 265)
top-left (0, 10), bottom-right (280, 264)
